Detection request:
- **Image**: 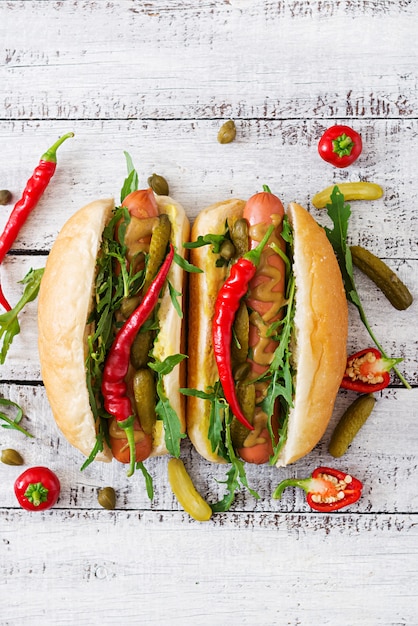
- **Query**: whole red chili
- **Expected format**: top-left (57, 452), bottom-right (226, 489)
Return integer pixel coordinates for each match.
top-left (0, 132), bottom-right (74, 311)
top-left (212, 224), bottom-right (274, 431)
top-left (340, 347), bottom-right (402, 393)
top-left (14, 466), bottom-right (61, 511)
top-left (318, 125), bottom-right (362, 168)
top-left (101, 243), bottom-right (174, 477)
top-left (273, 466), bottom-right (363, 512)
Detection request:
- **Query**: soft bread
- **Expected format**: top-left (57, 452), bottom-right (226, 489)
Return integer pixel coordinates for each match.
top-left (38, 198), bottom-right (115, 461)
top-left (274, 202), bottom-right (348, 466)
top-left (187, 199), bottom-right (348, 466)
top-left (38, 195), bottom-right (189, 462)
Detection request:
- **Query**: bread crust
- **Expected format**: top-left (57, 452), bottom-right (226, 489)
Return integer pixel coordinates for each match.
top-left (38, 196), bottom-right (189, 463)
top-left (186, 199), bottom-right (348, 466)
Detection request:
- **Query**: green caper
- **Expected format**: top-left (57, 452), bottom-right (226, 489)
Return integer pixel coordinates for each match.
top-left (143, 214), bottom-right (172, 293)
top-left (148, 173), bottom-right (169, 196)
top-left (133, 369), bottom-right (157, 435)
top-left (217, 120), bottom-right (237, 144)
top-left (97, 486), bottom-right (116, 510)
top-left (1, 448), bottom-right (24, 466)
top-left (230, 382), bottom-right (255, 449)
top-left (219, 239), bottom-right (236, 261)
top-left (351, 245), bottom-right (413, 311)
top-left (130, 330), bottom-right (154, 369)
top-left (0, 190), bottom-right (12, 205)
top-left (229, 217), bottom-right (249, 258)
top-left (328, 394), bottom-right (376, 458)
top-left (231, 302), bottom-right (249, 366)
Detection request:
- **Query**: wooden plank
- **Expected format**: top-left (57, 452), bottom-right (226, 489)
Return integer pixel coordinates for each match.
top-left (0, 119), bottom-right (417, 259)
top-left (1, 1), bottom-right (417, 121)
top-left (0, 509), bottom-right (417, 625)
top-left (1, 383), bottom-right (417, 514)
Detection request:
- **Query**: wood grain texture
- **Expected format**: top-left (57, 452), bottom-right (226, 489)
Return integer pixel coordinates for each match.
top-left (0, 1), bottom-right (417, 624)
top-left (1, 1), bottom-right (417, 121)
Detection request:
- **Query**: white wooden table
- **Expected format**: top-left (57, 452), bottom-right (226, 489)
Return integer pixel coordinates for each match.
top-left (1, 2), bottom-right (417, 625)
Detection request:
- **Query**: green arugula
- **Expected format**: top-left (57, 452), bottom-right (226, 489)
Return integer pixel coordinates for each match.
top-left (0, 267), bottom-right (44, 364)
top-left (136, 461), bottom-right (154, 500)
top-left (149, 354), bottom-right (187, 458)
top-left (120, 151), bottom-right (139, 203)
top-left (0, 397), bottom-right (33, 437)
top-left (324, 186), bottom-right (410, 389)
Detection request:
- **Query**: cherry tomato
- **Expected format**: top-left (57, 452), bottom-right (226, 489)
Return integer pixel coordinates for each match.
top-left (318, 125), bottom-right (362, 168)
top-left (122, 188), bottom-right (159, 218)
top-left (109, 417), bottom-right (153, 464)
top-left (14, 466), bottom-right (60, 511)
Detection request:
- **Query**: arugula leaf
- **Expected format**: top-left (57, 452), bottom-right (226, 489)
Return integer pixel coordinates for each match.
top-left (211, 412), bottom-right (259, 512)
top-left (120, 151), bottom-right (139, 203)
top-left (324, 186), bottom-right (410, 389)
top-left (0, 397), bottom-right (33, 437)
top-left (150, 355), bottom-right (187, 457)
top-left (0, 267), bottom-right (44, 364)
top-left (173, 251), bottom-right (203, 273)
top-left (168, 281), bottom-right (183, 318)
top-left (183, 233), bottom-right (227, 252)
top-left (136, 461), bottom-right (154, 500)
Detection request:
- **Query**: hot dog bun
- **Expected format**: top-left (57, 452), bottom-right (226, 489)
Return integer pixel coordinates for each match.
top-left (38, 195), bottom-right (190, 463)
top-left (187, 199), bottom-right (348, 466)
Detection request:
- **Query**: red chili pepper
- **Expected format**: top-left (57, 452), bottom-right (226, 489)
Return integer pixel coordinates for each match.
top-left (318, 125), bottom-right (362, 168)
top-left (212, 224), bottom-right (274, 431)
top-left (0, 132), bottom-right (74, 311)
top-left (14, 466), bottom-right (61, 511)
top-left (273, 466), bottom-right (363, 512)
top-left (101, 243), bottom-right (174, 477)
top-left (340, 347), bottom-right (402, 393)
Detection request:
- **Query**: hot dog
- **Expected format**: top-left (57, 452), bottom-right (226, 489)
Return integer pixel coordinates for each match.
top-left (38, 188), bottom-right (190, 475)
top-left (186, 189), bottom-right (348, 468)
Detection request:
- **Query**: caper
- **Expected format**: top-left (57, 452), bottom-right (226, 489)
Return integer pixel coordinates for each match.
top-left (328, 394), bottom-right (376, 458)
top-left (229, 217), bottom-right (249, 258)
top-left (97, 486), bottom-right (116, 510)
top-left (351, 245), bottom-right (413, 311)
top-left (148, 173), bottom-right (169, 196)
top-left (133, 369), bottom-right (157, 435)
top-left (1, 448), bottom-right (24, 466)
top-left (120, 294), bottom-right (141, 319)
top-left (219, 239), bottom-right (236, 261)
top-left (217, 120), bottom-right (237, 144)
top-left (233, 362), bottom-right (251, 382)
top-left (0, 190), bottom-right (12, 205)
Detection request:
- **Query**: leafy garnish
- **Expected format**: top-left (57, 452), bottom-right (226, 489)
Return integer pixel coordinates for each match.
top-left (324, 186), bottom-right (410, 389)
top-left (168, 281), bottom-right (183, 318)
top-left (149, 354), bottom-right (187, 457)
top-left (183, 233), bottom-right (227, 252)
top-left (0, 267), bottom-right (44, 364)
top-left (0, 397), bottom-right (33, 437)
top-left (211, 412), bottom-right (260, 513)
top-left (120, 151), bottom-right (139, 203)
top-left (136, 461), bottom-right (154, 500)
top-left (173, 251), bottom-right (203, 273)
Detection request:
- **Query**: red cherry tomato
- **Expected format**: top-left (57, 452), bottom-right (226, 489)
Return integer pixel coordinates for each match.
top-left (318, 125), bottom-right (362, 168)
top-left (14, 466), bottom-right (60, 511)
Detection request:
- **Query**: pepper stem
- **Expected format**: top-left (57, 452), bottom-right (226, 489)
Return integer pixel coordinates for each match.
top-left (24, 482), bottom-right (49, 507)
top-left (41, 132), bottom-right (74, 163)
top-left (272, 477), bottom-right (312, 500)
top-left (118, 416), bottom-right (137, 477)
top-left (244, 224), bottom-right (275, 267)
top-left (332, 133), bottom-right (354, 158)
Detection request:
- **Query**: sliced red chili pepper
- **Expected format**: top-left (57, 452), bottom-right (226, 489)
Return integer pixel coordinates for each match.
top-left (273, 466), bottom-right (363, 512)
top-left (340, 347), bottom-right (402, 393)
top-left (0, 132), bottom-right (74, 311)
top-left (318, 125), bottom-right (362, 168)
top-left (101, 243), bottom-right (174, 477)
top-left (212, 223), bottom-right (274, 431)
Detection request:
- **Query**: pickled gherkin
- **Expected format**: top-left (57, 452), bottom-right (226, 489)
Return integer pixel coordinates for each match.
top-left (230, 382), bottom-right (256, 449)
top-left (143, 214), bottom-right (172, 293)
top-left (231, 302), bottom-right (249, 367)
top-left (229, 217), bottom-right (249, 258)
top-left (130, 330), bottom-right (154, 369)
top-left (133, 369), bottom-right (157, 435)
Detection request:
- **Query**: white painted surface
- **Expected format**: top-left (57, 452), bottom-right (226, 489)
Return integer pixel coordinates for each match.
top-left (0, 2), bottom-right (417, 625)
